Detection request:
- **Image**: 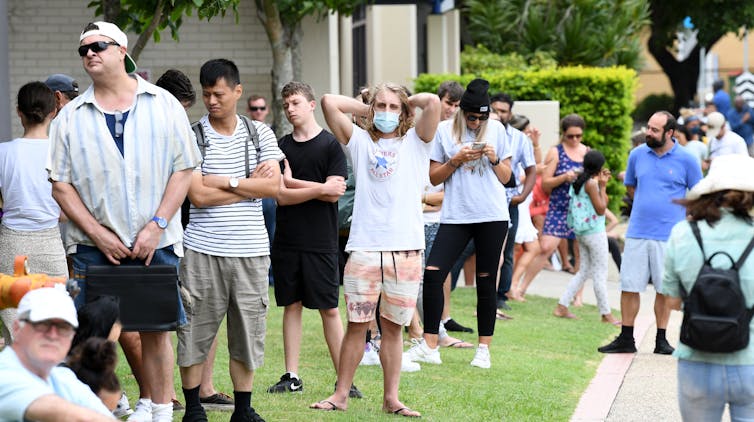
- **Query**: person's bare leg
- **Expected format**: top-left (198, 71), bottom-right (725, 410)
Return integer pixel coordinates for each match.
top-left (519, 235), bottom-right (560, 297)
top-left (380, 317), bottom-right (420, 417)
top-left (320, 307), bottom-right (345, 372)
top-left (283, 302), bottom-right (303, 374)
top-left (572, 238), bottom-right (581, 273)
top-left (140, 331), bottom-right (174, 405)
top-left (198, 336), bottom-right (220, 398)
top-left (119, 331), bottom-right (150, 399)
top-left (408, 310), bottom-right (422, 340)
top-left (229, 359), bottom-right (253, 392)
top-left (441, 276), bottom-right (452, 320)
top-left (463, 255), bottom-right (476, 286)
top-left (620, 291), bottom-right (641, 328)
top-left (559, 239), bottom-right (574, 273)
top-left (311, 321), bottom-right (369, 410)
top-left (654, 293), bottom-right (670, 330)
top-left (511, 240), bottom-right (539, 300)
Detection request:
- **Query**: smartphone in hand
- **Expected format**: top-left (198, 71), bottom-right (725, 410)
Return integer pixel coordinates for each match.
top-left (472, 142), bottom-right (486, 150)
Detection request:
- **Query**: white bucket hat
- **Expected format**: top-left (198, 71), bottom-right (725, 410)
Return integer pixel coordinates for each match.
top-left (686, 154), bottom-right (754, 200)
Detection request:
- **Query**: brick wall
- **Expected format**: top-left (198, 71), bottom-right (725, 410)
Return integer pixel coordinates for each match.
top-left (7, 0), bottom-right (273, 137)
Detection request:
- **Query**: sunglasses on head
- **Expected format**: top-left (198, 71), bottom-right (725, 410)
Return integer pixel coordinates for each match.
top-left (465, 113), bottom-right (490, 122)
top-left (78, 41), bottom-right (119, 57)
top-left (249, 106), bottom-right (266, 112)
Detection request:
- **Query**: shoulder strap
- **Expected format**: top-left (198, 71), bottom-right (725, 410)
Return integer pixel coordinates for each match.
top-left (191, 121), bottom-right (207, 158)
top-left (735, 233), bottom-right (754, 269)
top-left (690, 220), bottom-right (706, 259)
top-left (239, 115), bottom-right (261, 178)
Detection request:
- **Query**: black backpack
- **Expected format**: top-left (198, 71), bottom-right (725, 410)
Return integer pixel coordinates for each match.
top-left (181, 116), bottom-right (260, 228)
top-left (679, 220), bottom-right (754, 353)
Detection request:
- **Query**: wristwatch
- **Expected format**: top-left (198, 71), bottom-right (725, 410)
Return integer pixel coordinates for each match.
top-left (152, 216), bottom-right (168, 229)
top-left (490, 157), bottom-right (501, 166)
top-left (229, 177), bottom-right (239, 189)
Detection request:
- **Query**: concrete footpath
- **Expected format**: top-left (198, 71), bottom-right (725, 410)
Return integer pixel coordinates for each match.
top-left (517, 263), bottom-right (724, 422)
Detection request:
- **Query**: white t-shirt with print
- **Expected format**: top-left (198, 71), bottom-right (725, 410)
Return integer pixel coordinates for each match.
top-left (430, 119), bottom-right (512, 224)
top-left (345, 125), bottom-right (431, 252)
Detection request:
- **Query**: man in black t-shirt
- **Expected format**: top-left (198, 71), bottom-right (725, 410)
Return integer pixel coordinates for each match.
top-left (266, 81), bottom-right (355, 396)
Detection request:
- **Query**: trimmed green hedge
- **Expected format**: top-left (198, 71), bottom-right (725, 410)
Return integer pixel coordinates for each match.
top-left (415, 66), bottom-right (637, 212)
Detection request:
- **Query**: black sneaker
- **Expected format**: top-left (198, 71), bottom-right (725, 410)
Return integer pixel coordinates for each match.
top-left (230, 407), bottom-right (265, 422)
top-left (654, 339), bottom-right (675, 355)
top-left (182, 406), bottom-right (208, 422)
top-left (444, 318), bottom-right (474, 333)
top-left (598, 336), bottom-right (637, 354)
top-left (335, 381), bottom-right (364, 398)
top-left (267, 373), bottom-right (303, 393)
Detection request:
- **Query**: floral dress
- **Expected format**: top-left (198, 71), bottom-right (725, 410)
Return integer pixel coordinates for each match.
top-left (542, 144), bottom-right (583, 239)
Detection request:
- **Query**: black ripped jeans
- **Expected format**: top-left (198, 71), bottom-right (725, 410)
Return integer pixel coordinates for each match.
top-left (423, 221), bottom-right (508, 337)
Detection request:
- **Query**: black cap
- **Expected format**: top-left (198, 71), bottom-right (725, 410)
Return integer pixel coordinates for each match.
top-left (45, 74), bottom-right (79, 94)
top-left (460, 78), bottom-right (490, 114)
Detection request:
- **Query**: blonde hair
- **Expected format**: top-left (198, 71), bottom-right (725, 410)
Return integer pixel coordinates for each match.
top-left (366, 82), bottom-right (414, 141)
top-left (451, 110), bottom-right (489, 144)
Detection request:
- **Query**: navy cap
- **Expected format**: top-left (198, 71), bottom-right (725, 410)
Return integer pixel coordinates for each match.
top-left (45, 74), bottom-right (79, 93)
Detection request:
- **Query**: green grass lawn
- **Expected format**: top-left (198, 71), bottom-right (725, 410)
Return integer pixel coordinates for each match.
top-left (116, 287), bottom-right (617, 421)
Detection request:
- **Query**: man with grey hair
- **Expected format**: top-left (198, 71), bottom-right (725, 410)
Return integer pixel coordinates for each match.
top-left (0, 287), bottom-right (114, 421)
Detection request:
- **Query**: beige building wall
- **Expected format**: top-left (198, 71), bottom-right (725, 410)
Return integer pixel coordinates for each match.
top-left (427, 9), bottom-right (460, 74)
top-left (366, 5), bottom-right (418, 89)
top-left (637, 30), bottom-right (754, 104)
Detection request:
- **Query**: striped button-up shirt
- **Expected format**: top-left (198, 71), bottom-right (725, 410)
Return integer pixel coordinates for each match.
top-left (48, 75), bottom-right (202, 256)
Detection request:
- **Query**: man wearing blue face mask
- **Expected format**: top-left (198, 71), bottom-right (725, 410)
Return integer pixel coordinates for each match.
top-left (310, 84), bottom-right (441, 417)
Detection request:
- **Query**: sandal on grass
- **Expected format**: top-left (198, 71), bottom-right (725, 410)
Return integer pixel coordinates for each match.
top-left (310, 400), bottom-right (342, 411)
top-left (386, 407), bottom-right (421, 418)
top-left (439, 338), bottom-right (474, 348)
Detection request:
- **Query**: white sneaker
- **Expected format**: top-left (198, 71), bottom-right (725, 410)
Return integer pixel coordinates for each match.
top-left (126, 398), bottom-right (152, 422)
top-left (113, 392), bottom-right (133, 418)
top-left (360, 342), bottom-right (381, 366)
top-left (470, 345), bottom-right (491, 369)
top-left (403, 338), bottom-right (442, 364)
top-left (150, 402), bottom-right (173, 422)
top-left (401, 358), bottom-right (421, 372)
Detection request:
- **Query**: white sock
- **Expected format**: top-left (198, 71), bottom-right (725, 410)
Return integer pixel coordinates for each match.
top-left (287, 371), bottom-right (299, 380)
top-left (478, 344), bottom-right (489, 349)
top-left (150, 403), bottom-right (173, 422)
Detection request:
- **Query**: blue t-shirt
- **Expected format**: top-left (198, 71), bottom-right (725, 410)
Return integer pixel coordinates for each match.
top-left (0, 347), bottom-right (111, 421)
top-left (624, 141), bottom-right (702, 240)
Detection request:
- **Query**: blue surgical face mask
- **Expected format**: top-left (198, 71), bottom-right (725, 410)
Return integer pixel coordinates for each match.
top-left (374, 111), bottom-right (400, 133)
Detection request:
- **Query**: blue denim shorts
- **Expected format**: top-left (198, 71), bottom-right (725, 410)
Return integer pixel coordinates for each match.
top-left (72, 244), bottom-right (187, 327)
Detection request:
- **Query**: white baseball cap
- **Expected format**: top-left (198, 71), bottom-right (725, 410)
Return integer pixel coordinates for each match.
top-left (80, 21), bottom-right (137, 74)
top-left (706, 111), bottom-right (726, 140)
top-left (17, 286), bottom-right (78, 328)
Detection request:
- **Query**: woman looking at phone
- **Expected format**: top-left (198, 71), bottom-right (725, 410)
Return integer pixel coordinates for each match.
top-left (403, 79), bottom-right (512, 369)
top-left (518, 114), bottom-right (589, 296)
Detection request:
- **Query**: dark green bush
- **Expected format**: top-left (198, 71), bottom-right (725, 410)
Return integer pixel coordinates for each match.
top-left (415, 66), bottom-right (637, 211)
top-left (631, 93), bottom-right (675, 123)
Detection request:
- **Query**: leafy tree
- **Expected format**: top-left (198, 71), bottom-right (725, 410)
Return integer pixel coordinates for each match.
top-left (88, 0), bottom-right (239, 62)
top-left (253, 0), bottom-right (365, 136)
top-left (463, 0), bottom-right (649, 70)
top-left (647, 1), bottom-right (754, 113)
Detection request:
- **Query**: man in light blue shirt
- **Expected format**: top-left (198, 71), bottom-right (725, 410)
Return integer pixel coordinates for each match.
top-left (599, 111), bottom-right (702, 355)
top-left (0, 287), bottom-right (113, 421)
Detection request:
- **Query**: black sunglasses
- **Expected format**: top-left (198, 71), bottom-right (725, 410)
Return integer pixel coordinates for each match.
top-left (249, 106), bottom-right (266, 112)
top-left (465, 113), bottom-right (490, 122)
top-left (78, 41), bottom-right (119, 57)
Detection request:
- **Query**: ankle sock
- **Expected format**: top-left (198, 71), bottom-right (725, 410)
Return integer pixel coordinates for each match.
top-left (234, 391), bottom-right (251, 413)
top-left (620, 325), bottom-right (634, 341)
top-left (183, 385), bottom-right (201, 410)
top-left (656, 328), bottom-right (667, 343)
top-left (287, 371), bottom-right (299, 380)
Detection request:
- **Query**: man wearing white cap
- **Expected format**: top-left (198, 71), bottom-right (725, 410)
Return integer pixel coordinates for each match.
top-left (48, 21), bottom-right (201, 422)
top-left (704, 111), bottom-right (747, 168)
top-left (0, 287), bottom-right (114, 421)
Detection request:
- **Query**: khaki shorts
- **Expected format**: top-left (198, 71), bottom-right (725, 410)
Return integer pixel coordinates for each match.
top-left (343, 250), bottom-right (422, 326)
top-left (177, 249), bottom-right (270, 370)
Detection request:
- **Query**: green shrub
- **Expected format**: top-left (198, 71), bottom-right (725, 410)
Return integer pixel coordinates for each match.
top-left (632, 93), bottom-right (675, 123)
top-left (415, 66), bottom-right (637, 211)
top-left (461, 44), bottom-right (557, 75)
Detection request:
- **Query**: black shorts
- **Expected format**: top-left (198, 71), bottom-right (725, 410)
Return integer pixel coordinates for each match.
top-left (271, 249), bottom-right (340, 309)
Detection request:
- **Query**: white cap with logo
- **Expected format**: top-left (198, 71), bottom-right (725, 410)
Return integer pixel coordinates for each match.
top-left (705, 111), bottom-right (726, 140)
top-left (17, 286), bottom-right (78, 328)
top-left (80, 21), bottom-right (137, 74)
